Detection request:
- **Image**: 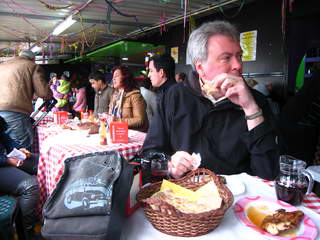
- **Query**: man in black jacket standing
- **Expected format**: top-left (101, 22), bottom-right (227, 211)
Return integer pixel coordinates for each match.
top-left (147, 54), bottom-right (176, 98)
top-left (145, 54), bottom-right (176, 124)
top-left (142, 21), bottom-right (281, 180)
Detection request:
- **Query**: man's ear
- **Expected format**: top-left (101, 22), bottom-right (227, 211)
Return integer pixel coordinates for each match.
top-left (159, 68), bottom-right (165, 79)
top-left (195, 60), bottom-right (204, 79)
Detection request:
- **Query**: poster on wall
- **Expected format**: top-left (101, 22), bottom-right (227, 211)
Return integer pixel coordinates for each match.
top-left (240, 30), bottom-right (257, 62)
top-left (171, 47), bottom-right (179, 63)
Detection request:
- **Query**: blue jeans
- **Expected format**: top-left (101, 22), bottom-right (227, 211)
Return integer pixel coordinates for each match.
top-left (0, 111), bottom-right (33, 150)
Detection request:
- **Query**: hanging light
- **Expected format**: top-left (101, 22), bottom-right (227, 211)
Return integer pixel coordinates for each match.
top-left (52, 15), bottom-right (76, 36)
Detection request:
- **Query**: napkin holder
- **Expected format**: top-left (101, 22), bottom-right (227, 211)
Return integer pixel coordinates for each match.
top-left (110, 121), bottom-right (128, 143)
top-left (53, 111), bottom-right (68, 125)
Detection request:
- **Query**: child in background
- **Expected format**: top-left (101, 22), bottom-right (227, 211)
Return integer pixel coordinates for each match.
top-left (34, 72), bottom-right (57, 112)
top-left (50, 71), bottom-right (71, 112)
top-left (72, 82), bottom-right (87, 113)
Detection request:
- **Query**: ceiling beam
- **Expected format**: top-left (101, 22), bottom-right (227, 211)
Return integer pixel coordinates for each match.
top-left (0, 11), bottom-right (152, 27)
top-left (0, 39), bottom-right (60, 44)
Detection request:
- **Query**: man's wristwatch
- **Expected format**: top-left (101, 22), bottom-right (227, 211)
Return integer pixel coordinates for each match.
top-left (245, 108), bottom-right (263, 120)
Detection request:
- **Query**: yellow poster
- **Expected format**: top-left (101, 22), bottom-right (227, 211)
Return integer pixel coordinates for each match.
top-left (240, 30), bottom-right (257, 62)
top-left (171, 47), bottom-right (179, 64)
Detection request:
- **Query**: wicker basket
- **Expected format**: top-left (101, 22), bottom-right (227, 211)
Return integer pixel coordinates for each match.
top-left (136, 168), bottom-right (234, 237)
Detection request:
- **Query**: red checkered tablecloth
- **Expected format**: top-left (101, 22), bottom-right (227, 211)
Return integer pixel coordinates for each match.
top-left (32, 115), bottom-right (54, 154)
top-left (260, 178), bottom-right (320, 215)
top-left (35, 115), bottom-right (54, 125)
top-left (36, 125), bottom-right (146, 213)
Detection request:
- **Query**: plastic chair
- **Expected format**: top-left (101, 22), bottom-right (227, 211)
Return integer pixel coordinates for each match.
top-left (0, 195), bottom-right (26, 240)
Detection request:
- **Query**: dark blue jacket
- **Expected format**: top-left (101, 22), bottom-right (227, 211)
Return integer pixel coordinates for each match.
top-left (0, 117), bottom-right (20, 166)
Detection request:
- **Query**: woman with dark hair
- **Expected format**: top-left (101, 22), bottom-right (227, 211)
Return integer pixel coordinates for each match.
top-left (109, 66), bottom-right (148, 132)
top-left (71, 81), bottom-right (87, 113)
top-left (0, 116), bottom-right (40, 239)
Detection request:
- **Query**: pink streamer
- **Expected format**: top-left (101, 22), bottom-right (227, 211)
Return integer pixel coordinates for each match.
top-left (183, 0), bottom-right (187, 42)
top-left (3, 0), bottom-right (48, 36)
top-left (160, 12), bottom-right (166, 35)
top-left (49, 36), bottom-right (53, 58)
top-left (0, 25), bottom-right (24, 39)
top-left (8, 0), bottom-right (40, 15)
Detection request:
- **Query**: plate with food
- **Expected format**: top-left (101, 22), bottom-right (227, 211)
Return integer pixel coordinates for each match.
top-left (234, 196), bottom-right (318, 240)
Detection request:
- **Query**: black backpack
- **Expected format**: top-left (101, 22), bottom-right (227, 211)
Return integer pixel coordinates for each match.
top-left (41, 151), bottom-right (134, 240)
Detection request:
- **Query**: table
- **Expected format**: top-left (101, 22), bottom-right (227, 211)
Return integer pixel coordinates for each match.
top-left (36, 125), bottom-right (146, 211)
top-left (32, 115), bottom-right (54, 154)
top-left (121, 173), bottom-right (320, 240)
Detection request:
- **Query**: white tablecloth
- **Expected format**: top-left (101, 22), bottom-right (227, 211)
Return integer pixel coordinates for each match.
top-left (121, 173), bottom-right (320, 240)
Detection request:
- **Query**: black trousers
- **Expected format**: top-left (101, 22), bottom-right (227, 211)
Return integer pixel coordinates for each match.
top-left (0, 154), bottom-right (39, 233)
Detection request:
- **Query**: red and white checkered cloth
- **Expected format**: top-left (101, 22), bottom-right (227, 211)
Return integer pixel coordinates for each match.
top-left (33, 115), bottom-right (54, 126)
top-left (36, 125), bottom-right (146, 213)
top-left (260, 178), bottom-right (320, 215)
top-left (32, 116), bottom-right (54, 154)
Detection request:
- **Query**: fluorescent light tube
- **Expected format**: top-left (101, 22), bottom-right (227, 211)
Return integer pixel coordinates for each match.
top-left (31, 45), bottom-right (42, 53)
top-left (52, 15), bottom-right (76, 36)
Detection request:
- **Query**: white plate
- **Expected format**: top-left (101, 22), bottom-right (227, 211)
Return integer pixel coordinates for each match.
top-left (234, 196), bottom-right (318, 240)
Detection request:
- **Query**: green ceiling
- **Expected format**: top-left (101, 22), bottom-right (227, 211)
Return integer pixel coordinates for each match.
top-left (65, 40), bottom-right (164, 64)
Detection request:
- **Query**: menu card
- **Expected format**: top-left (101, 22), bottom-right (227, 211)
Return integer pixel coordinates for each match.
top-left (110, 121), bottom-right (128, 143)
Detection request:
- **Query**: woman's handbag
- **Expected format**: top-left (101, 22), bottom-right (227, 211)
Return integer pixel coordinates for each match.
top-left (41, 151), bottom-right (134, 240)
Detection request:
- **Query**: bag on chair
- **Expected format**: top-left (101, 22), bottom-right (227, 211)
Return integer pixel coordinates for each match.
top-left (41, 151), bottom-right (134, 240)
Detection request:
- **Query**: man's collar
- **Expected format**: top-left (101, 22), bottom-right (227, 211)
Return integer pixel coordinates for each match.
top-left (157, 78), bottom-right (175, 93)
top-left (99, 84), bottom-right (108, 92)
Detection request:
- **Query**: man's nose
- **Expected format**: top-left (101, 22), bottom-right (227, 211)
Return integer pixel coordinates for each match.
top-left (231, 56), bottom-right (242, 71)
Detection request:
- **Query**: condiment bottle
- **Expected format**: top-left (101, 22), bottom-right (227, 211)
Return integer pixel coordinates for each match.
top-left (99, 120), bottom-right (107, 145)
top-left (88, 110), bottom-right (94, 122)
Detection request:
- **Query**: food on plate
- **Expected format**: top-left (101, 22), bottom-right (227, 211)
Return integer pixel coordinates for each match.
top-left (261, 209), bottom-right (304, 235)
top-left (76, 122), bottom-right (99, 134)
top-left (148, 179), bottom-right (222, 214)
top-left (61, 125), bottom-right (72, 130)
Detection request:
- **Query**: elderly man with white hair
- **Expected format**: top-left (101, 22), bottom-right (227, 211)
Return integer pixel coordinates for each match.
top-left (142, 21), bottom-right (282, 180)
top-left (0, 50), bottom-right (52, 150)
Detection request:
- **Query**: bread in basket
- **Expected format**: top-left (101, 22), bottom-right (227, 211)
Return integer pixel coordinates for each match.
top-left (136, 168), bottom-right (234, 237)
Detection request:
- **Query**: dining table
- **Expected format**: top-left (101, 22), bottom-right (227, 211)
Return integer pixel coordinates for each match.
top-left (32, 114), bottom-right (54, 154)
top-left (121, 173), bottom-right (320, 240)
top-left (35, 123), bottom-right (146, 211)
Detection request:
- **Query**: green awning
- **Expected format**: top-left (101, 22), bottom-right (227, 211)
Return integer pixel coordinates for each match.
top-left (65, 40), bottom-right (164, 64)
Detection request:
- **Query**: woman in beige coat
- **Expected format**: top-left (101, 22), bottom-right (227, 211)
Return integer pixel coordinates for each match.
top-left (109, 66), bottom-right (148, 132)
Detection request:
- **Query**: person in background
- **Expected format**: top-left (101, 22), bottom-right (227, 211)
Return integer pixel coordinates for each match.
top-left (147, 54), bottom-right (176, 98)
top-left (280, 70), bottom-right (320, 166)
top-left (139, 78), bottom-right (157, 123)
top-left (34, 72), bottom-right (57, 113)
top-left (109, 66), bottom-right (148, 132)
top-left (175, 72), bottom-right (187, 83)
top-left (0, 116), bottom-right (40, 239)
top-left (50, 72), bottom-right (71, 112)
top-left (0, 50), bottom-right (52, 150)
top-left (71, 82), bottom-right (87, 113)
top-left (142, 20), bottom-right (281, 180)
top-left (89, 71), bottom-right (113, 118)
